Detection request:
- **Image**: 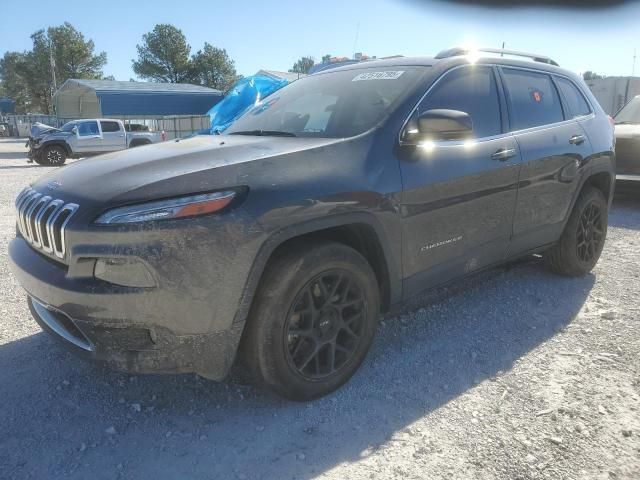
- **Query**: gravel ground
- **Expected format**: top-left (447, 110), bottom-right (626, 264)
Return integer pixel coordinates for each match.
top-left (1, 138), bottom-right (639, 480)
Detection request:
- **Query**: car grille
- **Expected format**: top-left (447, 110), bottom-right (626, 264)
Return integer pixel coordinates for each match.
top-left (15, 187), bottom-right (79, 259)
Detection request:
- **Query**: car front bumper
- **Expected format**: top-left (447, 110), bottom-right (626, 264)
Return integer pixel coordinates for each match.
top-left (8, 212), bottom-right (263, 379)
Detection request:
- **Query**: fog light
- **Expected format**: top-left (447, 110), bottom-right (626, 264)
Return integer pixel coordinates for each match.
top-left (94, 258), bottom-right (156, 288)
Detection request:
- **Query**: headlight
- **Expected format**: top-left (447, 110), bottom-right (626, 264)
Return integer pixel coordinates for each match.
top-left (94, 191), bottom-right (236, 224)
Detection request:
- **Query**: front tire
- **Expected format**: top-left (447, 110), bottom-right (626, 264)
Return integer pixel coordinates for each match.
top-left (39, 145), bottom-right (67, 166)
top-left (240, 241), bottom-right (380, 401)
top-left (544, 186), bottom-right (608, 276)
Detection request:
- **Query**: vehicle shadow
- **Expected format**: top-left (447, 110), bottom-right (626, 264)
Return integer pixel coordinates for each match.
top-left (0, 258), bottom-right (594, 480)
top-left (0, 164), bottom-right (43, 170)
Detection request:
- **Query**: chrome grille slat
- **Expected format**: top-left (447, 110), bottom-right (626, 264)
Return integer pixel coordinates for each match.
top-left (14, 187), bottom-right (79, 260)
top-left (22, 193), bottom-right (42, 242)
top-left (50, 204), bottom-right (79, 259)
top-left (30, 196), bottom-right (52, 247)
top-left (17, 190), bottom-right (38, 235)
top-left (40, 200), bottom-right (64, 253)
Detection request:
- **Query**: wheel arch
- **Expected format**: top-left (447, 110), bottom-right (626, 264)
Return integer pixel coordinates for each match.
top-left (583, 170), bottom-right (614, 204)
top-left (563, 166), bottom-right (614, 229)
top-left (129, 138), bottom-right (151, 148)
top-left (233, 214), bottom-right (401, 335)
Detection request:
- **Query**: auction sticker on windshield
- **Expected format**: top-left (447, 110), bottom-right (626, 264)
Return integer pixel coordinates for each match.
top-left (352, 71), bottom-right (405, 81)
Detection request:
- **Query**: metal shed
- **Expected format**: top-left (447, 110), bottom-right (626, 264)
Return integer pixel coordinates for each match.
top-left (53, 79), bottom-right (223, 118)
top-left (0, 96), bottom-right (16, 114)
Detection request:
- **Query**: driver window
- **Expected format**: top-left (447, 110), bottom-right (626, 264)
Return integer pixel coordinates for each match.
top-left (78, 121), bottom-right (100, 136)
top-left (418, 66), bottom-right (502, 139)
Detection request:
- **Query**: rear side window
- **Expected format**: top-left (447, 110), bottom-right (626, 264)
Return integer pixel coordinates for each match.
top-left (501, 69), bottom-right (564, 131)
top-left (419, 66), bottom-right (502, 138)
top-left (100, 121), bottom-right (121, 133)
top-left (555, 77), bottom-right (591, 118)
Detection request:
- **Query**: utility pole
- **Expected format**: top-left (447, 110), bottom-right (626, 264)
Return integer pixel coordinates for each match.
top-left (49, 39), bottom-right (57, 115)
top-left (501, 41), bottom-right (505, 56)
top-left (352, 22), bottom-right (360, 60)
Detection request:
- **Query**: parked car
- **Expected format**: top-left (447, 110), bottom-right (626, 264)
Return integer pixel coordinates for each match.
top-left (9, 49), bottom-right (615, 401)
top-left (27, 119), bottom-right (162, 166)
top-left (614, 95), bottom-right (640, 181)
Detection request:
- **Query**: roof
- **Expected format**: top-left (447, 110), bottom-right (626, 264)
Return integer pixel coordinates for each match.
top-left (256, 69), bottom-right (306, 82)
top-left (53, 79), bottom-right (224, 116)
top-left (57, 79), bottom-right (222, 95)
top-left (314, 54), bottom-right (568, 77)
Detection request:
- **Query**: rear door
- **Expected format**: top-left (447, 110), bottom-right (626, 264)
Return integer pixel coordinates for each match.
top-left (398, 65), bottom-right (521, 297)
top-left (99, 120), bottom-right (126, 152)
top-left (74, 120), bottom-right (103, 154)
top-left (500, 68), bottom-right (593, 254)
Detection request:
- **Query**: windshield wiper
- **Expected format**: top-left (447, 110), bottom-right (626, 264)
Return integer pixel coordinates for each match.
top-left (615, 121), bottom-right (638, 125)
top-left (229, 129), bottom-right (297, 137)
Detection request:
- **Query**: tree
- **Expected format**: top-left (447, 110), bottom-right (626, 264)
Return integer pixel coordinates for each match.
top-left (289, 56), bottom-right (314, 74)
top-left (132, 24), bottom-right (192, 83)
top-left (190, 43), bottom-right (239, 91)
top-left (47, 23), bottom-right (107, 81)
top-left (0, 52), bottom-right (31, 113)
top-left (583, 71), bottom-right (605, 81)
top-left (0, 23), bottom-right (106, 114)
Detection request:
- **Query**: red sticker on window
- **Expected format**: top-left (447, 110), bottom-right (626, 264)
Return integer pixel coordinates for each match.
top-left (531, 90), bottom-right (543, 103)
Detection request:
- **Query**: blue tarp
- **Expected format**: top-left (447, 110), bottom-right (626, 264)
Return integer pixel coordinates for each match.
top-left (207, 75), bottom-right (288, 133)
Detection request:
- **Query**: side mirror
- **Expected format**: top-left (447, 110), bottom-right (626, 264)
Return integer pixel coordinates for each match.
top-left (71, 126), bottom-right (79, 136)
top-left (414, 109), bottom-right (473, 141)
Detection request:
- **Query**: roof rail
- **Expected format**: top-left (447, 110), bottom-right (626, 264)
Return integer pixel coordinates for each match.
top-left (435, 47), bottom-right (559, 67)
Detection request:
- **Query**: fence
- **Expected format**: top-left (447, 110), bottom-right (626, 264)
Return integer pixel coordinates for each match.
top-left (3, 114), bottom-right (211, 139)
top-left (119, 116), bottom-right (211, 140)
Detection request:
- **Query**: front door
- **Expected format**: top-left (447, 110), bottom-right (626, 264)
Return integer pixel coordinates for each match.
top-left (398, 65), bottom-right (521, 298)
top-left (74, 120), bottom-right (103, 154)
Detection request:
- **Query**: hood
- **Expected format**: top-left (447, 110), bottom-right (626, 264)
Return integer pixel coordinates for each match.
top-left (615, 123), bottom-right (640, 139)
top-left (30, 122), bottom-right (61, 138)
top-left (32, 134), bottom-right (341, 207)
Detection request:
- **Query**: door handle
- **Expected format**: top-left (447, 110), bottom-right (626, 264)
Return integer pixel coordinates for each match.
top-left (569, 134), bottom-right (586, 145)
top-left (491, 148), bottom-right (517, 161)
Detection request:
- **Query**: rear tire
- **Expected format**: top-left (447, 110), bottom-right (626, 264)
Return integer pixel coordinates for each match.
top-left (239, 241), bottom-right (380, 401)
top-left (544, 186), bottom-right (608, 276)
top-left (39, 145), bottom-right (67, 166)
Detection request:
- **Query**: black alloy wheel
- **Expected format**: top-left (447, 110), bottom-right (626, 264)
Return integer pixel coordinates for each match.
top-left (41, 146), bottom-right (67, 166)
top-left (544, 186), bottom-right (608, 277)
top-left (576, 202), bottom-right (604, 263)
top-left (284, 270), bottom-right (367, 380)
top-left (239, 240), bottom-right (380, 401)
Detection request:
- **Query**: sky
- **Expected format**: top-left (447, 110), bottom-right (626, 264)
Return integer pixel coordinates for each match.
top-left (1, 0), bottom-right (639, 81)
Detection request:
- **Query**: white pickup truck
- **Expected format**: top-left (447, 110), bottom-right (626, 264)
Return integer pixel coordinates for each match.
top-left (27, 119), bottom-right (164, 166)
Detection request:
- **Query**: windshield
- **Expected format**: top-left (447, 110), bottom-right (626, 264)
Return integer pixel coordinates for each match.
top-left (60, 121), bottom-right (78, 132)
top-left (615, 96), bottom-right (640, 124)
top-left (225, 66), bottom-right (428, 138)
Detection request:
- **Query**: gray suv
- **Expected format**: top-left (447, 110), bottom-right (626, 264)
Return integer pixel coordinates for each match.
top-left (9, 48), bottom-right (615, 400)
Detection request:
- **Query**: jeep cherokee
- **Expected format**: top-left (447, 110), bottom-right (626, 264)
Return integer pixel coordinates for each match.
top-left (9, 48), bottom-right (615, 401)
